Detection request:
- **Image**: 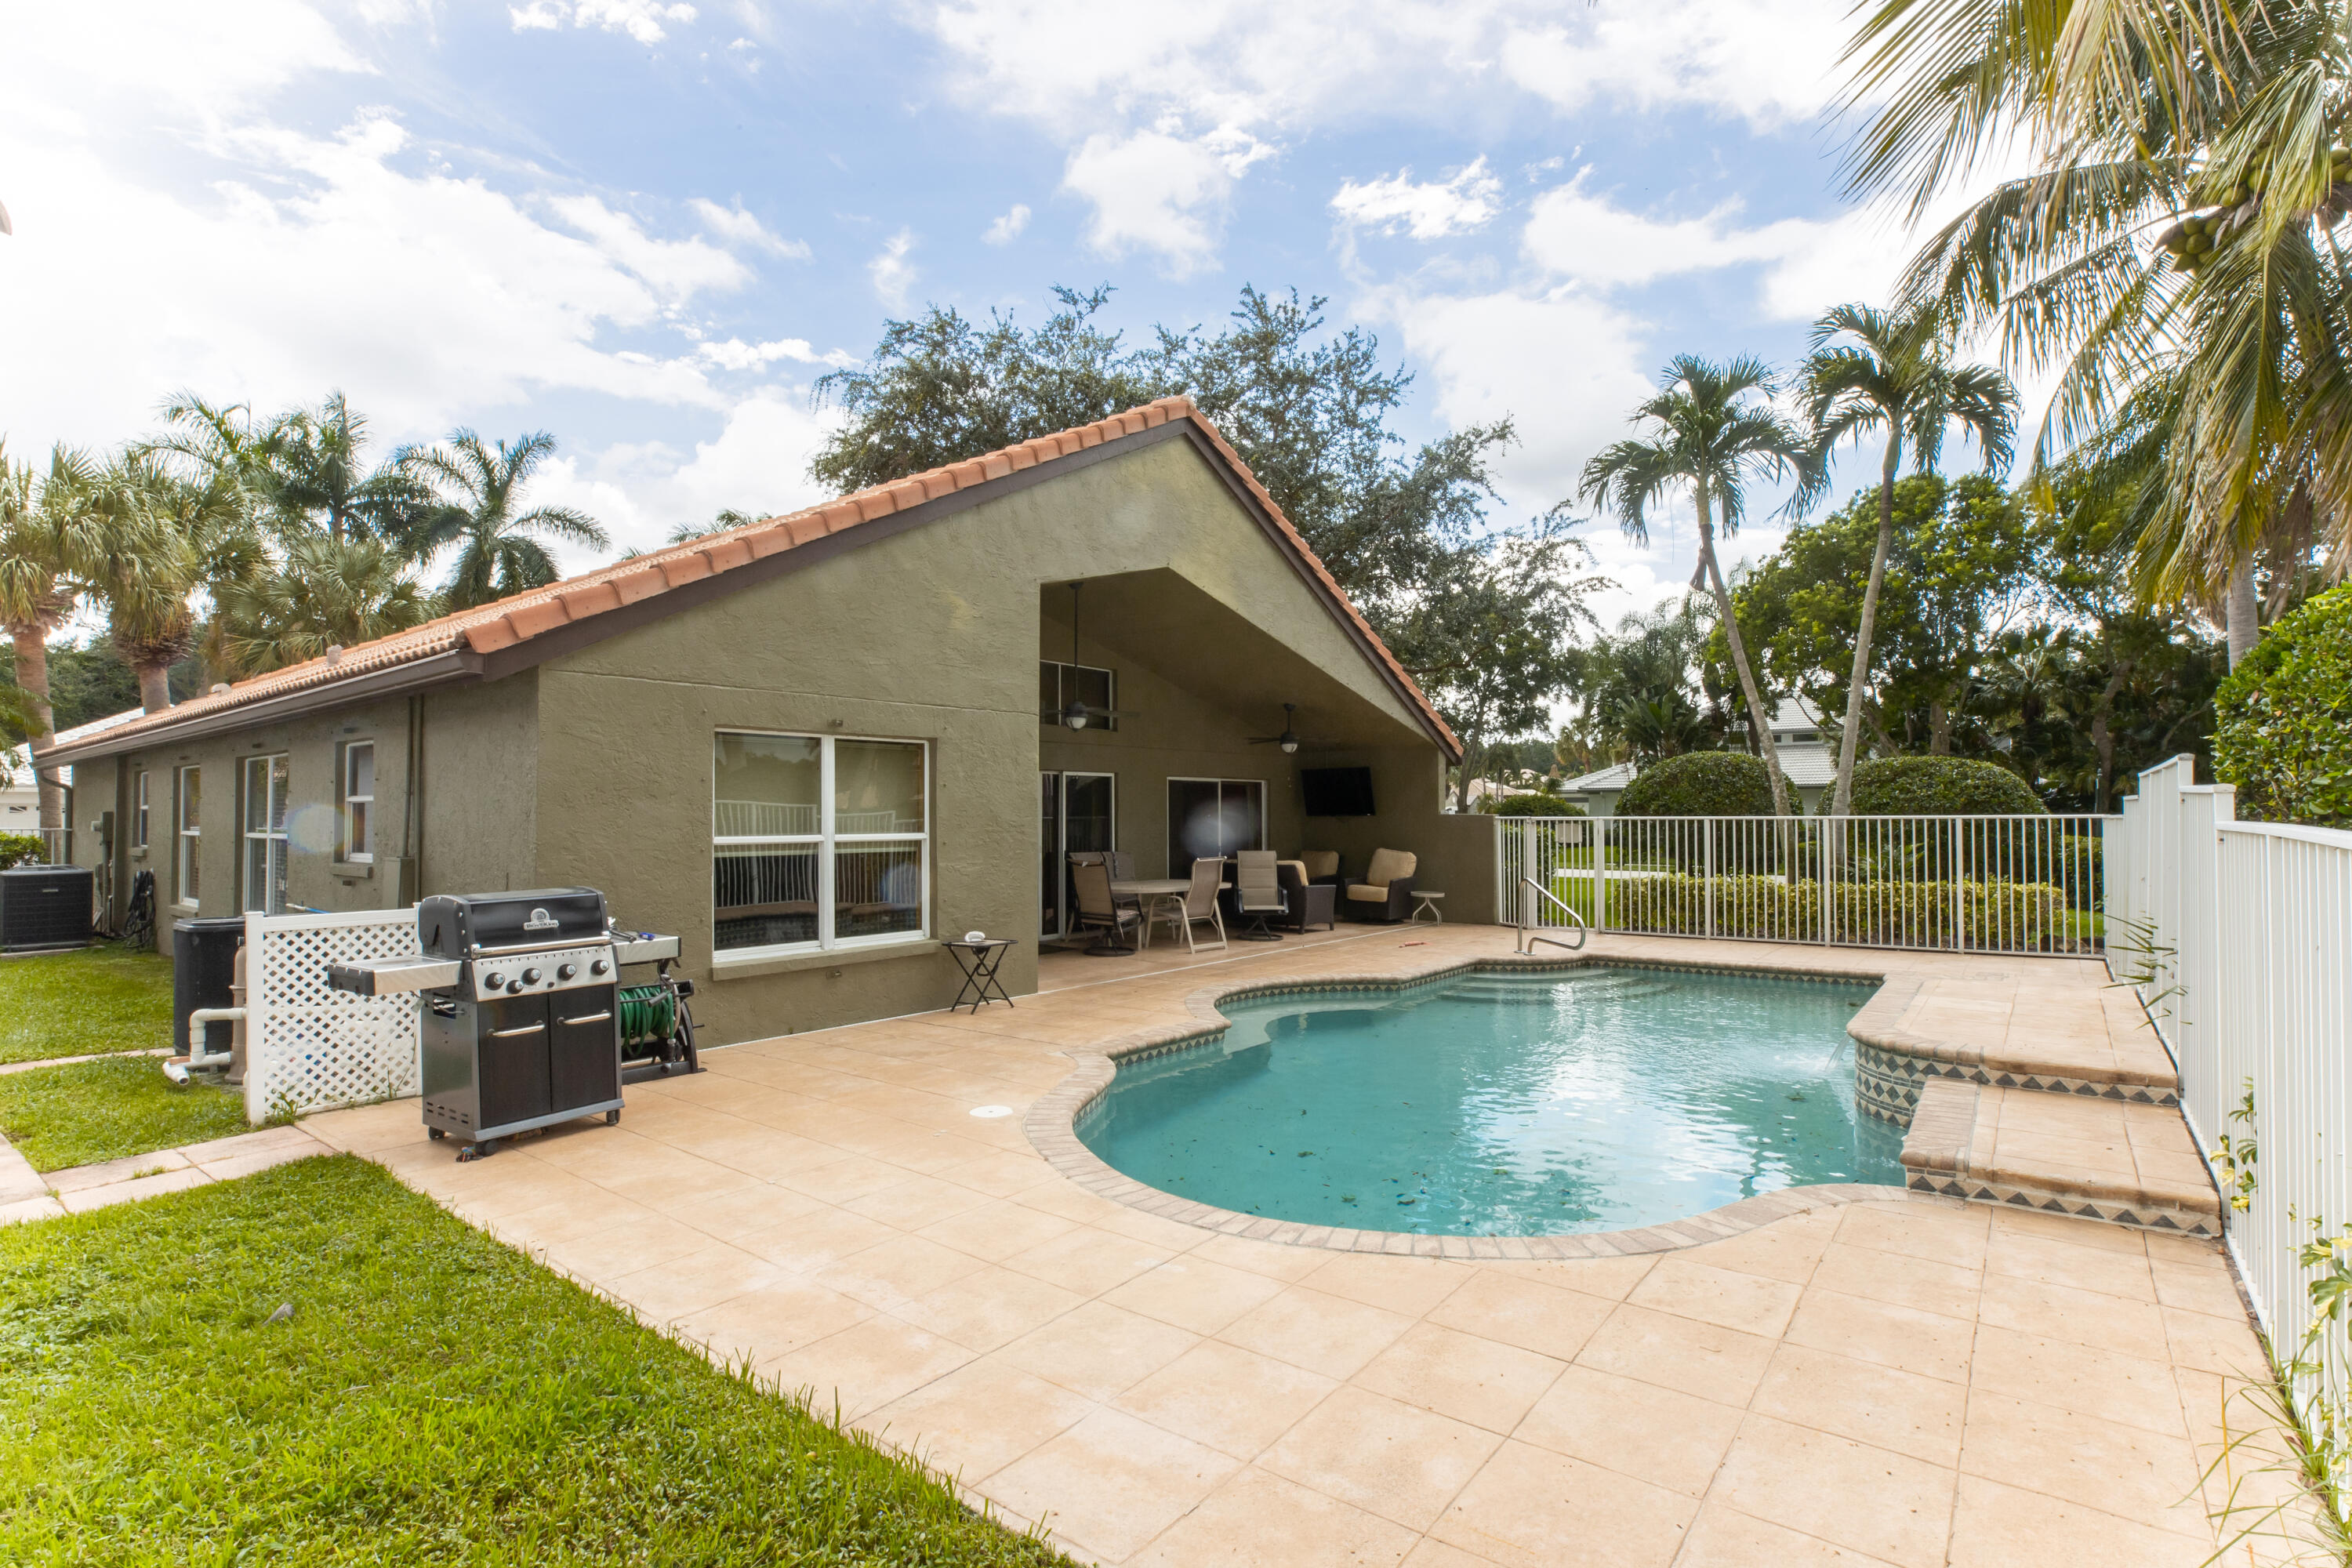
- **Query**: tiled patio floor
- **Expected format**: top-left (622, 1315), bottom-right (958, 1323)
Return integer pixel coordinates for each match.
top-left (308, 928), bottom-right (2311, 1567)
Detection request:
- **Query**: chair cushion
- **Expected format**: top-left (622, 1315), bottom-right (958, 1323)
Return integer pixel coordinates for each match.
top-left (1345, 884), bottom-right (1387, 902)
top-left (1299, 850), bottom-right (1339, 880)
top-left (1365, 848), bottom-right (1417, 887)
top-left (1277, 859), bottom-right (1309, 884)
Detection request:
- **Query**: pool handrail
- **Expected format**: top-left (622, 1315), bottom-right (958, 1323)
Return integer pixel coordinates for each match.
top-left (1516, 875), bottom-right (1588, 954)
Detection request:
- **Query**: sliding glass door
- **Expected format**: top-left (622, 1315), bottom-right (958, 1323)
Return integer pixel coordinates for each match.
top-left (1039, 771), bottom-right (1116, 938)
top-left (1167, 778), bottom-right (1265, 876)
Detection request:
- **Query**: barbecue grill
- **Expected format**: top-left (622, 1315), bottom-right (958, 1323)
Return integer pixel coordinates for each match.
top-left (327, 887), bottom-right (684, 1152)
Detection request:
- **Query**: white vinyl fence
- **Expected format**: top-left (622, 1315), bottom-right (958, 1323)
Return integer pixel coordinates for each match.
top-left (1498, 811), bottom-right (2108, 956)
top-left (2108, 756), bottom-right (2352, 1467)
top-left (241, 906), bottom-right (421, 1123)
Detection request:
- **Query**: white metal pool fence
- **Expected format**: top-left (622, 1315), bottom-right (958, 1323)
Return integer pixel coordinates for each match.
top-left (1497, 810), bottom-right (2109, 956)
top-left (2107, 756), bottom-right (2352, 1477)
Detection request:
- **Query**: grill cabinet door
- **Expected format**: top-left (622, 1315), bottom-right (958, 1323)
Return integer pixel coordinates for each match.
top-left (477, 993), bottom-right (553, 1130)
top-left (550, 985), bottom-right (620, 1114)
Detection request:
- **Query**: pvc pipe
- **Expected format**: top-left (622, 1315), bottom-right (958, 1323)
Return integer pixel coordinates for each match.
top-left (181, 1007), bottom-right (244, 1073)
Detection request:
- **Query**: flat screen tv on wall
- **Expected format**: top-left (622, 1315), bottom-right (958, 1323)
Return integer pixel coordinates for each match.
top-left (1301, 766), bottom-right (1376, 818)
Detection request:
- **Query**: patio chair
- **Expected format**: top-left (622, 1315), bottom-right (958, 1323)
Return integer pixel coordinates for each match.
top-left (1071, 860), bottom-right (1142, 956)
top-left (1278, 860), bottom-right (1338, 933)
top-left (1298, 850), bottom-right (1343, 886)
top-left (1153, 857), bottom-right (1227, 954)
top-left (1232, 850), bottom-right (1287, 942)
top-left (1072, 850), bottom-right (1141, 920)
top-left (1345, 848), bottom-right (1417, 924)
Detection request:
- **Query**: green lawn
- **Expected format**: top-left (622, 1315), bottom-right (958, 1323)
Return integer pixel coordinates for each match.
top-left (0, 1055), bottom-right (254, 1171)
top-left (0, 1156), bottom-right (1069, 1565)
top-left (0, 943), bottom-right (174, 1065)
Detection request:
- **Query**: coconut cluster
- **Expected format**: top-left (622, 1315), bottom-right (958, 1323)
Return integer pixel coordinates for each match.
top-left (2159, 147), bottom-right (2352, 272)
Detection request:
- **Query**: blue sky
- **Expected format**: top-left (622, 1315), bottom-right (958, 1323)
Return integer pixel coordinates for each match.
top-left (0, 1), bottom-right (1992, 629)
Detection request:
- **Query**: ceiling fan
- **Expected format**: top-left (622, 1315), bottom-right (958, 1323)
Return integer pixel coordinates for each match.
top-left (1247, 702), bottom-right (1340, 755)
top-left (1042, 581), bottom-right (1144, 731)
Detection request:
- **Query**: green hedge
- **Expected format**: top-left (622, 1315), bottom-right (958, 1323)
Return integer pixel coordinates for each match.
top-left (1849, 756), bottom-right (2045, 815)
top-left (1620, 752), bottom-right (1775, 818)
top-left (0, 833), bottom-right (44, 869)
top-left (1600, 871), bottom-right (2072, 949)
top-left (1483, 794), bottom-right (1586, 818)
top-left (2215, 583), bottom-right (2352, 827)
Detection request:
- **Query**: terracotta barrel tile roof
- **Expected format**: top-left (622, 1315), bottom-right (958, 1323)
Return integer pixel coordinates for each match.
top-left (50, 397), bottom-right (1458, 757)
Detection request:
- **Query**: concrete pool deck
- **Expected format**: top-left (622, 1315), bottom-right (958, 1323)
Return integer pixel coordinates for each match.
top-left (307, 927), bottom-right (2310, 1566)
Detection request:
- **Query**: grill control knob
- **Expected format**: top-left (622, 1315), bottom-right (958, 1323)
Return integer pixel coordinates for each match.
top-left (507, 980), bottom-right (524, 995)
top-left (557, 964), bottom-right (577, 981)
top-left (482, 971), bottom-right (505, 989)
top-left (522, 967), bottom-right (542, 985)
top-left (590, 958), bottom-right (609, 976)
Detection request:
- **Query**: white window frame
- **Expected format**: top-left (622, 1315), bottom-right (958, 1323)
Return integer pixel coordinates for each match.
top-left (340, 740), bottom-right (376, 864)
top-left (132, 771), bottom-right (149, 849)
top-left (175, 765), bottom-right (201, 909)
top-left (713, 731), bottom-right (930, 959)
top-left (242, 753), bottom-right (290, 916)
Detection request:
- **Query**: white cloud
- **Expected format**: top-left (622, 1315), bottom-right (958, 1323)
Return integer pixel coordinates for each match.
top-left (695, 337), bottom-right (852, 371)
top-left (510, 0), bottom-right (697, 45)
top-left (688, 196), bottom-right (811, 258)
top-left (546, 194), bottom-right (751, 303)
top-left (869, 229), bottom-right (919, 308)
top-left (983, 203), bottom-right (1032, 245)
top-left (1060, 123), bottom-right (1269, 276)
top-left (1332, 157), bottom-right (1502, 240)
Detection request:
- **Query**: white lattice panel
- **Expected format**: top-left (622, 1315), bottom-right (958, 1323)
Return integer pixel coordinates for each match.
top-left (243, 908), bottom-right (422, 1123)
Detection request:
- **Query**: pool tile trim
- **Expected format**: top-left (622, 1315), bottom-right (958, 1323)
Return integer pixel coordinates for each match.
top-left (1023, 949), bottom-right (1907, 1258)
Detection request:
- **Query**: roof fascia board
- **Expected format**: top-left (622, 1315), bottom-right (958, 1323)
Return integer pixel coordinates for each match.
top-left (42, 649), bottom-right (487, 764)
top-left (477, 419), bottom-right (1196, 683)
top-left (1170, 424), bottom-right (1460, 758)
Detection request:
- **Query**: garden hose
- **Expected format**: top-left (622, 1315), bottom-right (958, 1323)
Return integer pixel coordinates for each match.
top-left (617, 983), bottom-right (677, 1050)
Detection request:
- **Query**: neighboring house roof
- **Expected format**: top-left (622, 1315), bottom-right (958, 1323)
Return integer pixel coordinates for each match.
top-left (45, 398), bottom-right (1460, 764)
top-left (1564, 746), bottom-right (1838, 795)
top-left (7, 706), bottom-right (145, 787)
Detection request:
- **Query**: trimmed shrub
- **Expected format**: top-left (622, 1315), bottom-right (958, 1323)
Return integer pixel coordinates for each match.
top-left (1602, 870), bottom-right (2074, 950)
top-left (0, 832), bottom-right (44, 869)
top-left (2215, 583), bottom-right (2352, 828)
top-left (1618, 752), bottom-right (1774, 818)
top-left (1483, 793), bottom-right (1586, 818)
top-left (1848, 756), bottom-right (2045, 815)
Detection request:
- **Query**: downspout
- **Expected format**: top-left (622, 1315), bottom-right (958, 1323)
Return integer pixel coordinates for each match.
top-left (402, 695), bottom-right (424, 904)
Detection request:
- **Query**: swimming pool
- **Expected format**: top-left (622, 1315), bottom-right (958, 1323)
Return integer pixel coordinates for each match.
top-left (1076, 964), bottom-right (1906, 1236)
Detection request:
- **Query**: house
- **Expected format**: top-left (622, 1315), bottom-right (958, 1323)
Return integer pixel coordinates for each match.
top-left (44, 397), bottom-right (1496, 1044)
top-left (1561, 702), bottom-right (1838, 817)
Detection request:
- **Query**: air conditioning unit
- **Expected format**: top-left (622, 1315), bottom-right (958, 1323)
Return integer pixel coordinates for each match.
top-left (0, 863), bottom-right (94, 953)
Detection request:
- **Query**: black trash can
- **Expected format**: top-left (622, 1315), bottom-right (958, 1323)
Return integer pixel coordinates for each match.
top-left (0, 863), bottom-right (93, 952)
top-left (172, 916), bottom-right (245, 1058)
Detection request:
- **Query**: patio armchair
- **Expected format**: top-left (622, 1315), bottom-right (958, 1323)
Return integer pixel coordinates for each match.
top-left (1277, 860), bottom-right (1337, 933)
top-left (1153, 857), bottom-right (1228, 954)
top-left (1232, 850), bottom-right (1286, 942)
top-left (1071, 860), bottom-right (1141, 955)
top-left (1345, 848), bottom-right (1417, 924)
top-left (1298, 850), bottom-right (1343, 886)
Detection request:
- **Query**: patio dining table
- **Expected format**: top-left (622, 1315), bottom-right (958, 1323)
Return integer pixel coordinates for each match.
top-left (1111, 875), bottom-right (1228, 949)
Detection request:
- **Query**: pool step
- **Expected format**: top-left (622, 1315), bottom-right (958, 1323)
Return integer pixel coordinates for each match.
top-left (1900, 1079), bottom-right (2221, 1237)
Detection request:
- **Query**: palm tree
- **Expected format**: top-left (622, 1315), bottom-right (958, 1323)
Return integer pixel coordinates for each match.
top-left (0, 445), bottom-right (106, 833)
top-left (1798, 305), bottom-right (2018, 815)
top-left (1838, 0), bottom-right (2347, 662)
top-left (1581, 356), bottom-right (1817, 818)
top-left (267, 392), bottom-right (437, 545)
top-left (213, 536), bottom-right (440, 676)
top-left (401, 431), bottom-right (608, 609)
top-left (82, 456), bottom-right (256, 713)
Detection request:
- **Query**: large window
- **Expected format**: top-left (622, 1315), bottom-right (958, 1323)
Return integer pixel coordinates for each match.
top-left (713, 731), bottom-right (927, 956)
top-left (1167, 778), bottom-right (1265, 875)
top-left (341, 741), bottom-right (376, 862)
top-left (1038, 660), bottom-right (1118, 732)
top-left (242, 753), bottom-right (289, 915)
top-left (176, 767), bottom-right (201, 908)
top-left (132, 771), bottom-right (149, 849)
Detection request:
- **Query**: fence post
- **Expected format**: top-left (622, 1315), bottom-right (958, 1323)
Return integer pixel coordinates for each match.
top-left (1951, 818), bottom-right (1966, 952)
top-left (1594, 816), bottom-right (1608, 934)
top-left (1704, 821), bottom-right (1715, 939)
top-left (1818, 818), bottom-right (1832, 946)
top-left (1519, 818), bottom-right (1535, 930)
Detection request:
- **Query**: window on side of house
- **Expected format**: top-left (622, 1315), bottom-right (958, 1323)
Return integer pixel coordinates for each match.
top-left (176, 766), bottom-right (201, 907)
top-left (132, 771), bottom-right (149, 848)
top-left (713, 731), bottom-right (928, 957)
top-left (241, 753), bottom-right (289, 915)
top-left (341, 741), bottom-right (376, 863)
top-left (1167, 777), bottom-right (1267, 875)
top-left (1038, 660), bottom-right (1118, 732)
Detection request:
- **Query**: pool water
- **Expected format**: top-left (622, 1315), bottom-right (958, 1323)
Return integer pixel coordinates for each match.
top-left (1078, 965), bottom-right (1907, 1236)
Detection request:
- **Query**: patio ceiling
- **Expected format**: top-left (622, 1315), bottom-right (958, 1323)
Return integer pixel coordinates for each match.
top-left (1041, 569), bottom-right (1429, 752)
